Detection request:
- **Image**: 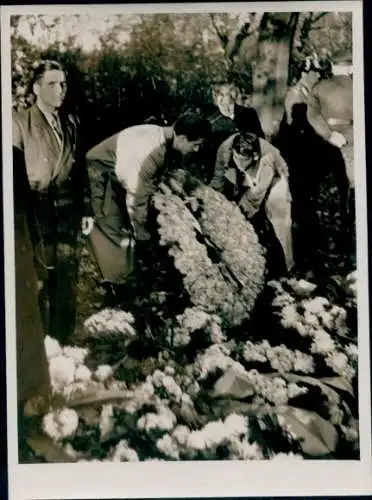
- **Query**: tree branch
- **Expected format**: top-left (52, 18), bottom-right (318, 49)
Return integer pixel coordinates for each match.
top-left (312, 12), bottom-right (328, 25)
top-left (209, 13), bottom-right (228, 48)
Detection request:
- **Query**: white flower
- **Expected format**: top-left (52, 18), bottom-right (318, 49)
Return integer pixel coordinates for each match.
top-left (340, 425), bottom-right (359, 442)
top-left (289, 279), bottom-right (317, 297)
top-left (172, 425), bottom-right (190, 446)
top-left (228, 438), bottom-right (263, 460)
top-left (84, 309), bottom-right (136, 338)
top-left (42, 412), bottom-right (61, 441)
top-left (49, 355), bottom-right (75, 391)
top-left (303, 311), bottom-right (320, 328)
top-left (181, 393), bottom-right (192, 406)
top-left (113, 440), bottom-right (140, 462)
top-left (187, 431), bottom-right (207, 451)
top-left (74, 365), bottom-right (92, 382)
top-left (294, 321), bottom-right (308, 336)
top-left (164, 365), bottom-right (175, 376)
top-left (95, 365), bottom-right (113, 382)
top-left (44, 335), bottom-right (62, 359)
top-left (310, 330), bottom-right (336, 355)
top-left (287, 383), bottom-right (308, 399)
top-left (58, 408), bottom-right (79, 436)
top-left (345, 344), bottom-right (358, 362)
top-left (224, 414), bottom-right (249, 438)
top-left (139, 381), bottom-right (155, 399)
top-left (320, 311), bottom-right (334, 330)
top-left (325, 352), bottom-right (349, 375)
top-left (303, 297), bottom-right (329, 314)
top-left (156, 434), bottom-right (180, 459)
top-left (43, 408), bottom-right (79, 441)
top-left (63, 346), bottom-right (89, 366)
top-left (293, 352), bottom-right (315, 373)
top-left (162, 376), bottom-right (183, 402)
top-left (138, 406), bottom-right (176, 433)
top-left (272, 292), bottom-right (296, 308)
top-left (151, 370), bottom-right (165, 388)
top-left (210, 322), bottom-right (226, 343)
top-left (123, 400), bottom-right (138, 414)
top-left (280, 304), bottom-right (299, 328)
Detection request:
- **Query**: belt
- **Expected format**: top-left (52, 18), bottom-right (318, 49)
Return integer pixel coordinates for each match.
top-left (327, 118), bottom-right (353, 127)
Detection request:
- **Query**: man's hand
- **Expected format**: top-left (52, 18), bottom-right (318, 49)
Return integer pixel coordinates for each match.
top-left (329, 131), bottom-right (347, 148)
top-left (81, 216), bottom-right (94, 236)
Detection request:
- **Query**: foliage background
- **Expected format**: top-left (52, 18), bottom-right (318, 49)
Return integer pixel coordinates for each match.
top-left (11, 11), bottom-right (352, 148)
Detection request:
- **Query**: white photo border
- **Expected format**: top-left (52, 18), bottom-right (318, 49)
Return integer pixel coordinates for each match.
top-left (2, 2), bottom-right (371, 499)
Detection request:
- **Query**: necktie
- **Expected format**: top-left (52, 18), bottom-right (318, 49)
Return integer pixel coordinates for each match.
top-left (51, 113), bottom-right (63, 143)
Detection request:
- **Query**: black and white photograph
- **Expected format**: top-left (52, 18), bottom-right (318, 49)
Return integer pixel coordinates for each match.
top-left (2, 1), bottom-right (371, 499)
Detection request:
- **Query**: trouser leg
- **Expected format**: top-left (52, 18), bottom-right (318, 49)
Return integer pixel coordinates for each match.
top-left (48, 243), bottom-right (78, 345)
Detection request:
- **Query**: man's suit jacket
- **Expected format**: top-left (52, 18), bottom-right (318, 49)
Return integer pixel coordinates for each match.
top-left (12, 104), bottom-right (79, 192)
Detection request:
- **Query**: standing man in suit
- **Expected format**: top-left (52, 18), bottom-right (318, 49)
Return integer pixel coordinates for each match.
top-left (12, 60), bottom-right (92, 345)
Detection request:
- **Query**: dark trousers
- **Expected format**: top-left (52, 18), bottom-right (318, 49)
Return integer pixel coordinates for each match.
top-left (250, 209), bottom-right (288, 280)
top-left (36, 240), bottom-right (79, 346)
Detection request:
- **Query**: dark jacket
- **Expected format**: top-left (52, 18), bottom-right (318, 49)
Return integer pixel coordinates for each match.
top-left (12, 105), bottom-right (89, 245)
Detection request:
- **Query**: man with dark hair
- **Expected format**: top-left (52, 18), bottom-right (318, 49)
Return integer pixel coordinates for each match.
top-left (84, 112), bottom-right (211, 301)
top-left (211, 131), bottom-right (293, 279)
top-left (12, 59), bottom-right (91, 345)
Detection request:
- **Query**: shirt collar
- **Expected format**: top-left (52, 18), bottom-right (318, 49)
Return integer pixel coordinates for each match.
top-left (36, 101), bottom-right (59, 125)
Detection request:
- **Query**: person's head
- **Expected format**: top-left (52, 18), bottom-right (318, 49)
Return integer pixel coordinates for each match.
top-left (173, 112), bottom-right (211, 156)
top-left (211, 81), bottom-right (236, 117)
top-left (229, 68), bottom-right (254, 108)
top-left (298, 54), bottom-right (333, 87)
top-left (232, 132), bottom-right (261, 170)
top-left (30, 60), bottom-right (67, 111)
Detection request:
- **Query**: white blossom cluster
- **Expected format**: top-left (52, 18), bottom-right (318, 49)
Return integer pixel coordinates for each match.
top-left (112, 439), bottom-right (140, 461)
top-left (137, 404), bottom-right (177, 433)
top-left (244, 370), bottom-right (308, 406)
top-left (45, 335), bottom-right (114, 396)
top-left (268, 280), bottom-right (358, 381)
top-left (42, 407), bottom-right (79, 442)
top-left (146, 368), bottom-right (196, 406)
top-left (84, 308), bottom-right (136, 339)
top-left (155, 414), bottom-right (263, 460)
top-left (242, 340), bottom-right (315, 374)
top-left (193, 343), bottom-right (246, 380)
top-left (171, 307), bottom-right (225, 347)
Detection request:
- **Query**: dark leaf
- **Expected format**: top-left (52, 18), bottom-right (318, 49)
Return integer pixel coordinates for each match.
top-left (211, 367), bottom-right (255, 399)
top-left (27, 432), bottom-right (74, 463)
top-left (277, 406), bottom-right (338, 456)
top-left (320, 377), bottom-right (354, 396)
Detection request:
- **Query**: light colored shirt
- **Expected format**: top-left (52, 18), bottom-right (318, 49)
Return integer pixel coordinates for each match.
top-left (36, 101), bottom-right (63, 146)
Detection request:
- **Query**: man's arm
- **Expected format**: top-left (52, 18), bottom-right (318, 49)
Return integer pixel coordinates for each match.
top-left (260, 139), bottom-right (289, 179)
top-left (272, 147), bottom-right (289, 179)
top-left (210, 135), bottom-right (235, 191)
top-left (132, 153), bottom-right (162, 241)
top-left (306, 91), bottom-right (333, 141)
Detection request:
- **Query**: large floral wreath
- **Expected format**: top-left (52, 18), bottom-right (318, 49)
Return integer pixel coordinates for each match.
top-left (152, 172), bottom-right (266, 329)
